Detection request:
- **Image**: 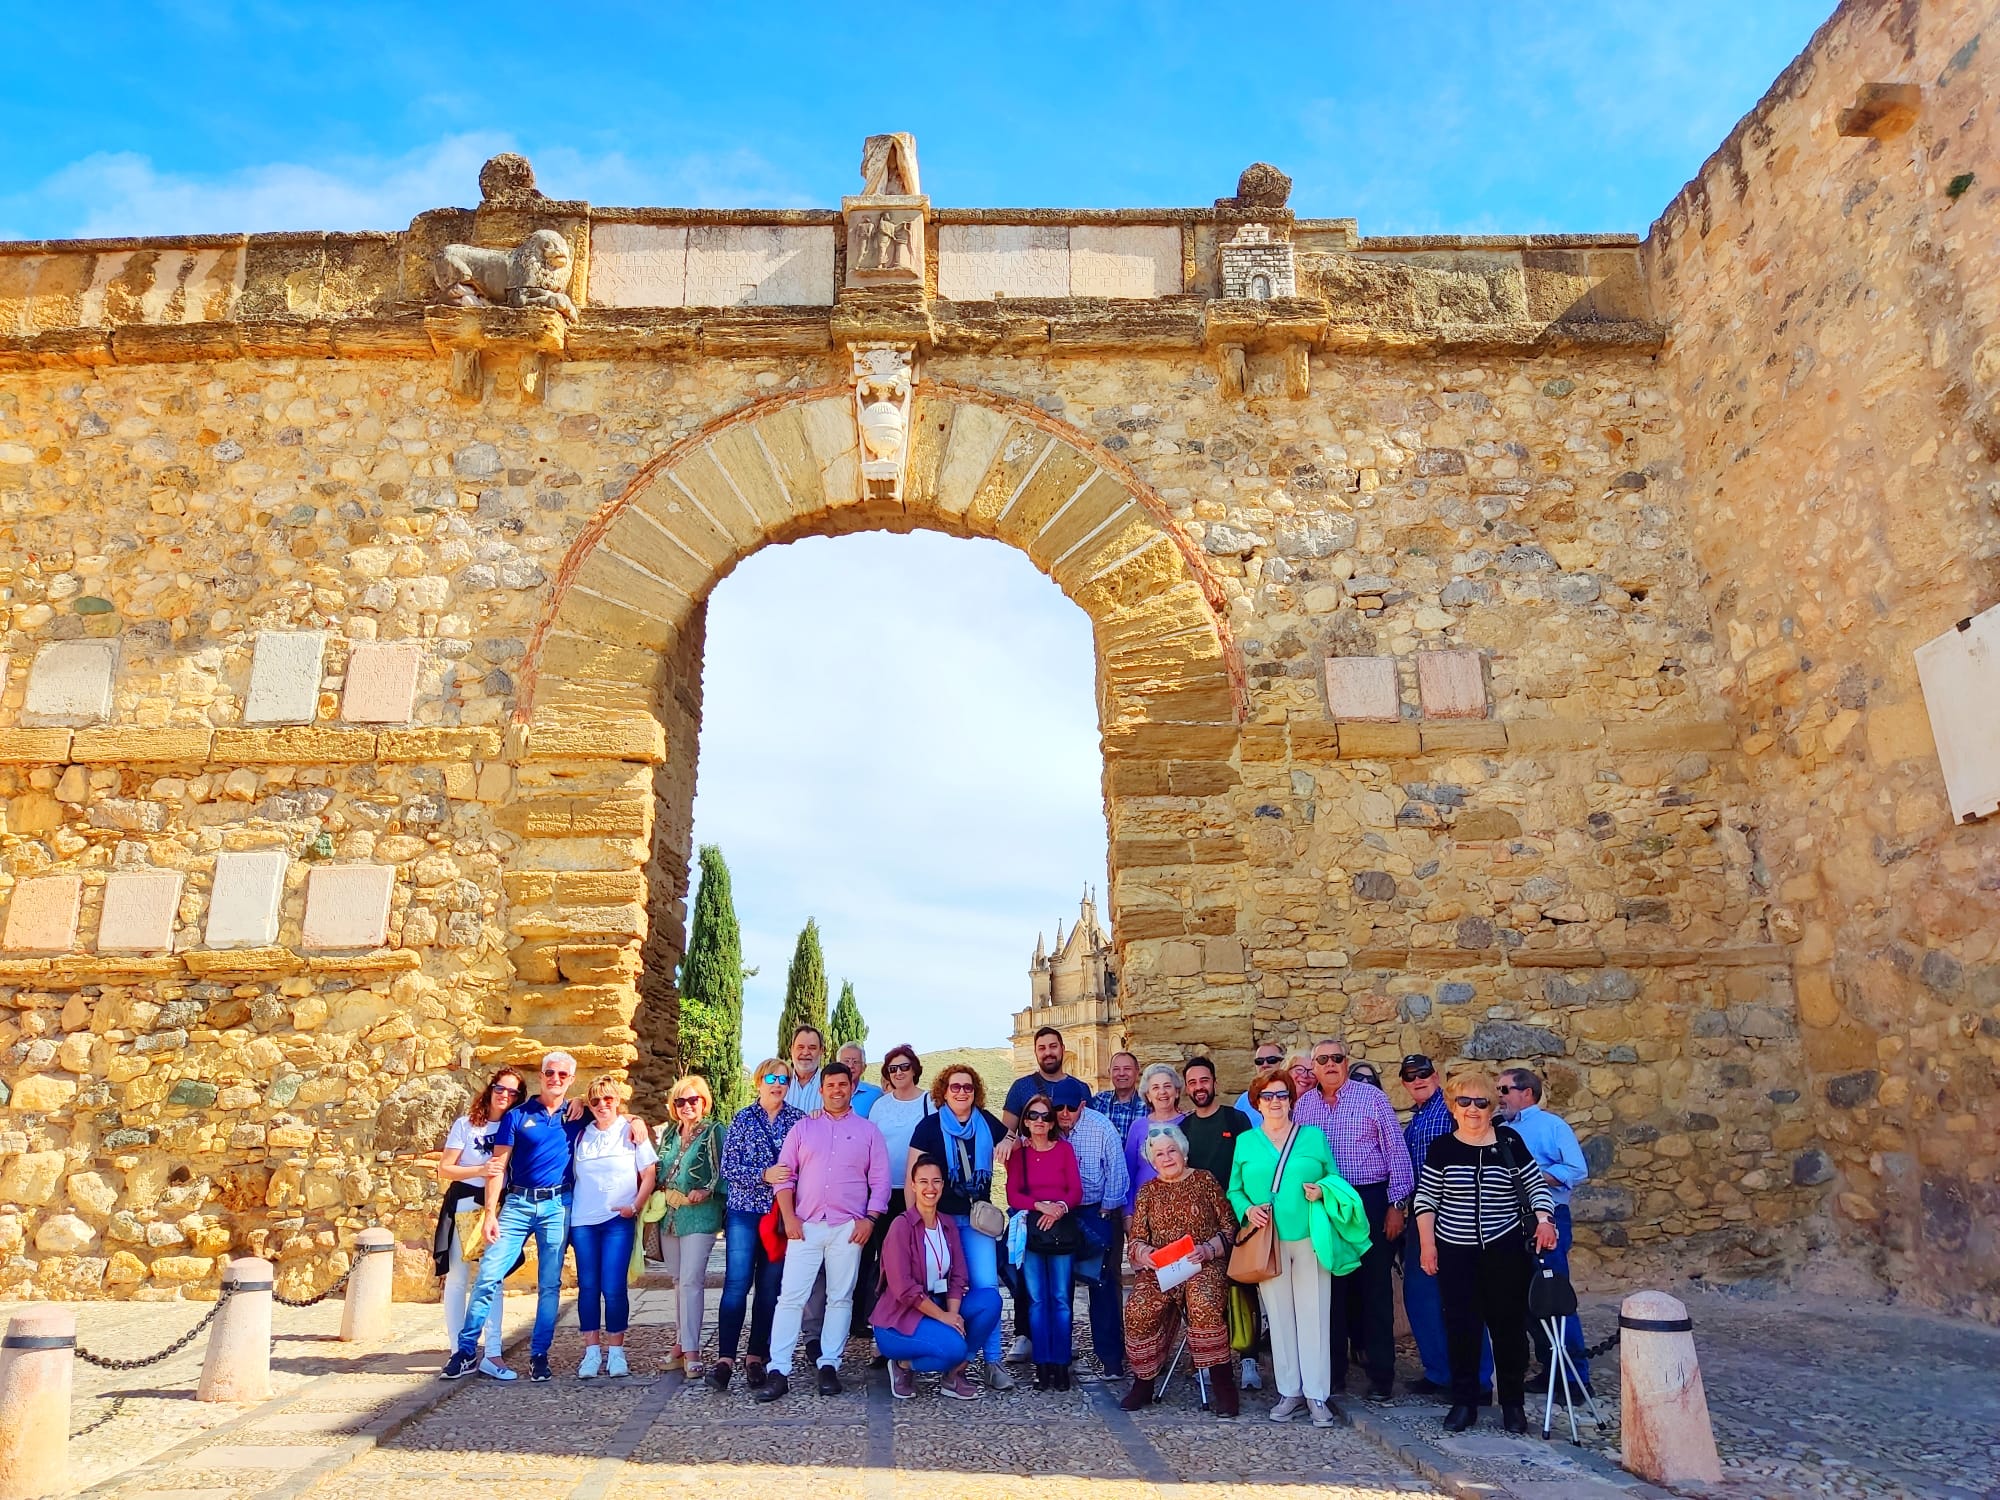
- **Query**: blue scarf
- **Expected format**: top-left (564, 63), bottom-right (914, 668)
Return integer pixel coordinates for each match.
top-left (939, 1106), bottom-right (994, 1199)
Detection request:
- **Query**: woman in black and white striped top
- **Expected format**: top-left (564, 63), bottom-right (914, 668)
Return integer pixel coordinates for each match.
top-left (1412, 1066), bottom-right (1558, 1435)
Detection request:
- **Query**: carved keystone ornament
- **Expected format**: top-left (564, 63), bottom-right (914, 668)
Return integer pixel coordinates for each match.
top-left (852, 344), bottom-right (917, 501)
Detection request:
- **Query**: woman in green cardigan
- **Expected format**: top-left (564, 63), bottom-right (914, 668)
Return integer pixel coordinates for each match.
top-left (1227, 1065), bottom-right (1369, 1427)
top-left (652, 1074), bottom-right (727, 1376)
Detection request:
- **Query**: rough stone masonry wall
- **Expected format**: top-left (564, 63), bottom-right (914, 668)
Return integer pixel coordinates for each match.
top-left (1645, 0), bottom-right (2000, 1318)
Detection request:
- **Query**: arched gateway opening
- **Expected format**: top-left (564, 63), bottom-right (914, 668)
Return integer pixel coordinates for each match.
top-left (512, 382), bottom-right (1251, 1106)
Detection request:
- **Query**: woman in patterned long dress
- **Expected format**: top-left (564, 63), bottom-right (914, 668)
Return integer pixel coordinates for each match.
top-left (1119, 1123), bottom-right (1240, 1419)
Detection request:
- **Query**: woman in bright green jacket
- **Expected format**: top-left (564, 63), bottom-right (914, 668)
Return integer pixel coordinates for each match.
top-left (1227, 1065), bottom-right (1370, 1426)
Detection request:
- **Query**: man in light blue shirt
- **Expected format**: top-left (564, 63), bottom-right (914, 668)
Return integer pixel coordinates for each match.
top-left (1499, 1068), bottom-right (1592, 1389)
top-left (785, 1025), bottom-right (825, 1114)
top-left (1052, 1078), bottom-right (1131, 1378)
top-left (837, 1043), bottom-right (884, 1116)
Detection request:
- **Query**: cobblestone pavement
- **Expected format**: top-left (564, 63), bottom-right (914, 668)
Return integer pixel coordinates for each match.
top-left (15, 1278), bottom-right (2000, 1500)
top-left (1361, 1286), bottom-right (2000, 1500)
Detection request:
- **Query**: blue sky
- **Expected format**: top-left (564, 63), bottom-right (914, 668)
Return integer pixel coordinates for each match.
top-left (1, 3), bottom-right (1834, 1056)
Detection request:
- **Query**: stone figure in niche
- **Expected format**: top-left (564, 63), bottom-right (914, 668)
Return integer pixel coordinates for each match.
top-left (851, 212), bottom-right (919, 275)
top-left (433, 229), bottom-right (578, 322)
top-left (859, 132), bottom-right (922, 197)
top-left (852, 344), bottom-right (916, 500)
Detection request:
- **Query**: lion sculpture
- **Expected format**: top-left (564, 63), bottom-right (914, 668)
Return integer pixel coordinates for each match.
top-left (432, 229), bottom-right (577, 322)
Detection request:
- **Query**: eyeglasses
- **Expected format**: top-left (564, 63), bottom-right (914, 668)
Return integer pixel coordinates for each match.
top-left (1452, 1096), bottom-right (1494, 1110)
top-left (1313, 1053), bottom-right (1348, 1066)
top-left (1257, 1089), bottom-right (1291, 1102)
top-left (673, 1098), bottom-right (702, 1110)
top-left (946, 1081), bottom-right (975, 1093)
top-left (760, 1073), bottom-right (790, 1085)
top-left (885, 1061), bottom-right (914, 1074)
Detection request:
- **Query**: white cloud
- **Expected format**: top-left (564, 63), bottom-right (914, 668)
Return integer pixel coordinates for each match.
top-left (1, 134), bottom-right (810, 241)
top-left (690, 532), bottom-right (1108, 1062)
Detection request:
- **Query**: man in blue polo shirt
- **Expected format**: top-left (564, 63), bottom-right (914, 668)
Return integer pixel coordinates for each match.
top-left (442, 1050), bottom-right (586, 1383)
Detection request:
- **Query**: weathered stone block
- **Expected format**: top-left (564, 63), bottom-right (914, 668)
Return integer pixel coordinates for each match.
top-left (204, 850), bottom-right (288, 949)
top-left (301, 864), bottom-right (395, 950)
top-left (1069, 226), bottom-right (1183, 298)
top-left (340, 641), bottom-right (422, 724)
top-left (0, 728), bottom-right (74, 763)
top-left (587, 223), bottom-right (689, 308)
top-left (71, 726), bottom-right (214, 763)
top-left (3, 874), bottom-right (81, 953)
top-left (683, 225), bottom-right (836, 308)
top-left (23, 641), bottom-right (116, 727)
top-left (938, 224), bottom-right (1069, 300)
top-left (1464, 1020), bottom-right (1566, 1060)
top-left (243, 630), bottom-right (326, 725)
top-left (97, 869), bottom-right (184, 953)
top-left (1416, 649), bottom-right (1487, 719)
top-left (1325, 656), bottom-right (1399, 721)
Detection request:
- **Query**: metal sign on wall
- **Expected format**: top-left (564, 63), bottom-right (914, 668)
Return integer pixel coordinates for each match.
top-left (1915, 602), bottom-right (2000, 824)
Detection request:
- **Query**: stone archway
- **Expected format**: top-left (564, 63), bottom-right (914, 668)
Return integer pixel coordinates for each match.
top-left (511, 381), bottom-right (1250, 1101)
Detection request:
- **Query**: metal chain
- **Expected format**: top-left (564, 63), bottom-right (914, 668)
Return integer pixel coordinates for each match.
top-left (69, 1395), bottom-right (128, 1438)
top-left (271, 1262), bottom-right (353, 1308)
top-left (74, 1286), bottom-right (233, 1371)
top-left (1582, 1327), bottom-right (1622, 1359)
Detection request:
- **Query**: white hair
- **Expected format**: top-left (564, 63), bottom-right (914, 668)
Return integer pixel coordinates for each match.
top-left (1144, 1122), bottom-right (1190, 1165)
top-left (838, 1042), bottom-right (866, 1062)
top-left (1139, 1062), bottom-right (1183, 1099)
top-left (541, 1049), bottom-right (577, 1073)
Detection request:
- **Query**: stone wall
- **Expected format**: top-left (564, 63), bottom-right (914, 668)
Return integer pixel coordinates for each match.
top-left (1644, 0), bottom-right (2000, 1317)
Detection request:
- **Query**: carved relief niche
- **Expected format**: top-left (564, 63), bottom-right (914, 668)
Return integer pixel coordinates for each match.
top-left (851, 344), bottom-right (917, 502)
top-left (844, 133), bottom-right (928, 290)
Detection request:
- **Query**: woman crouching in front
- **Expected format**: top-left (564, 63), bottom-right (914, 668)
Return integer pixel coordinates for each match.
top-left (1412, 1065), bottom-right (1557, 1434)
top-left (870, 1153), bottom-right (999, 1401)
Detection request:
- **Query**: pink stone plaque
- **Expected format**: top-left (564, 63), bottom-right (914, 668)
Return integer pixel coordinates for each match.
top-left (340, 642), bottom-right (422, 724)
top-left (1325, 655), bottom-right (1400, 722)
top-left (3, 874), bottom-right (82, 953)
top-left (98, 869), bottom-right (185, 953)
top-left (1417, 649), bottom-right (1488, 719)
top-left (301, 864), bottom-right (395, 950)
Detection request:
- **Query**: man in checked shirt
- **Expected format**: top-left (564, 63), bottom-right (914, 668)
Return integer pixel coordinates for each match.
top-left (1292, 1035), bottom-right (1412, 1401)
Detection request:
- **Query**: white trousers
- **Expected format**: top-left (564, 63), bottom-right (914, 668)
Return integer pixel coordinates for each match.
top-left (1259, 1236), bottom-right (1332, 1400)
top-left (660, 1231), bottom-right (716, 1355)
top-left (442, 1227), bottom-right (505, 1357)
top-left (767, 1219), bottom-right (862, 1376)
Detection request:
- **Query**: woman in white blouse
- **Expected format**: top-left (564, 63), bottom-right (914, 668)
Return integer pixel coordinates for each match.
top-left (435, 1067), bottom-right (525, 1380)
top-left (570, 1076), bottom-right (658, 1377)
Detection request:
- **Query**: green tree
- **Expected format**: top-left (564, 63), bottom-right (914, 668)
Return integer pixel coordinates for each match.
top-left (829, 979), bottom-right (868, 1054)
top-left (677, 845), bottom-right (748, 1118)
top-left (777, 917), bottom-right (829, 1059)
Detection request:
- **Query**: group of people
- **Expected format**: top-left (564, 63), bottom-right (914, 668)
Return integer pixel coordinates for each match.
top-left (432, 1024), bottom-right (1595, 1436)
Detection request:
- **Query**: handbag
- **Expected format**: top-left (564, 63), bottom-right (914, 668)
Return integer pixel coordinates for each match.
top-left (757, 1202), bottom-right (789, 1262)
top-left (967, 1200), bottom-right (1007, 1239)
top-left (1026, 1211), bottom-right (1085, 1256)
top-left (1494, 1132), bottom-right (1576, 1320)
top-left (1226, 1127), bottom-right (1298, 1284)
top-left (1227, 1283), bottom-right (1261, 1356)
top-left (454, 1201), bottom-right (535, 1281)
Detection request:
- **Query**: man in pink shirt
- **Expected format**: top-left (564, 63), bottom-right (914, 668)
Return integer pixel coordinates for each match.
top-left (757, 1061), bottom-right (889, 1402)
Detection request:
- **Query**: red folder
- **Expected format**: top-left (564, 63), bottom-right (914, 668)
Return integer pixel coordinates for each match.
top-left (1149, 1234), bottom-right (1195, 1268)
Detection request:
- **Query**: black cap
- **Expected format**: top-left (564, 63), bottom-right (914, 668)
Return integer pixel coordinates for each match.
top-left (1399, 1053), bottom-right (1435, 1079)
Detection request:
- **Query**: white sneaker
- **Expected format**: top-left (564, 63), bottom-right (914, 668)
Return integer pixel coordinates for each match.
top-left (1008, 1335), bottom-right (1033, 1363)
top-left (578, 1346), bottom-right (602, 1379)
top-left (479, 1357), bottom-right (517, 1381)
top-left (1241, 1357), bottom-right (1263, 1390)
top-left (605, 1347), bottom-right (628, 1377)
top-left (1270, 1395), bottom-right (1305, 1423)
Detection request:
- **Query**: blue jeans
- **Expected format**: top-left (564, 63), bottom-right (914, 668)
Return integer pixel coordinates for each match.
top-left (570, 1214), bottom-right (636, 1335)
top-left (874, 1286), bottom-right (1003, 1372)
top-left (948, 1213), bottom-right (1005, 1362)
top-left (1075, 1207), bottom-right (1125, 1376)
top-left (1531, 1206), bottom-right (1589, 1381)
top-left (1021, 1251), bottom-right (1074, 1366)
top-left (718, 1209), bottom-right (785, 1362)
top-left (1404, 1220), bottom-right (1490, 1388)
top-left (457, 1192), bottom-right (567, 1360)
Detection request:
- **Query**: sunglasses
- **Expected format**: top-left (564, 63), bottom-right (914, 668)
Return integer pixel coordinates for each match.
top-left (1253, 1056), bottom-right (1284, 1068)
top-left (946, 1081), bottom-right (975, 1092)
top-left (1313, 1053), bottom-right (1348, 1066)
top-left (542, 1068), bottom-right (572, 1078)
top-left (589, 1096), bottom-right (618, 1107)
top-left (760, 1073), bottom-right (790, 1085)
top-left (1400, 1067), bottom-right (1436, 1081)
top-left (1256, 1089), bottom-right (1291, 1102)
top-left (491, 1083), bottom-right (520, 1096)
top-left (1023, 1112), bottom-right (1053, 1123)
top-left (885, 1061), bottom-right (914, 1074)
top-left (1497, 1084), bottom-right (1529, 1094)
top-left (1453, 1096), bottom-right (1494, 1110)
top-left (673, 1098), bottom-right (702, 1109)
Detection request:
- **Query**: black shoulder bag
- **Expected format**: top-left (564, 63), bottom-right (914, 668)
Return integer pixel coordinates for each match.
top-left (1494, 1131), bottom-right (1575, 1321)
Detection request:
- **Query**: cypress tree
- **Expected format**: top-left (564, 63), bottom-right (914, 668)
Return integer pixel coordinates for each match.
top-left (829, 979), bottom-right (868, 1053)
top-left (777, 917), bottom-right (829, 1059)
top-left (677, 845), bottom-right (748, 1118)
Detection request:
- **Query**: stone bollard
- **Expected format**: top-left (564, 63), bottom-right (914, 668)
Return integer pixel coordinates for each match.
top-left (339, 1229), bottom-right (398, 1343)
top-left (196, 1257), bottom-right (274, 1404)
top-left (1619, 1290), bottom-right (1722, 1485)
top-left (0, 1308), bottom-right (75, 1500)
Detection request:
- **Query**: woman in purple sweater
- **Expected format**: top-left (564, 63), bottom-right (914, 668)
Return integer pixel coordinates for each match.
top-left (1008, 1098), bottom-right (1084, 1389)
top-left (870, 1154), bottom-right (1001, 1401)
